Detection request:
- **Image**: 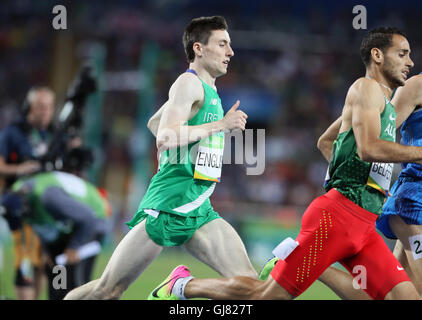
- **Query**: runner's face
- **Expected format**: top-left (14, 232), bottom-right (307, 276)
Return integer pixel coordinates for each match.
top-left (382, 34), bottom-right (414, 87)
top-left (200, 29), bottom-right (234, 77)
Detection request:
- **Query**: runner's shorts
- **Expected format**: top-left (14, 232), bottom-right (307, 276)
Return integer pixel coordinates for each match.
top-left (377, 176), bottom-right (422, 239)
top-left (271, 188), bottom-right (410, 299)
top-left (126, 205), bottom-right (220, 247)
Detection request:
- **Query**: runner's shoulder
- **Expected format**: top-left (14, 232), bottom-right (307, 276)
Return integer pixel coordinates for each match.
top-left (175, 72), bottom-right (203, 89)
top-left (351, 77), bottom-right (381, 92)
top-left (170, 72), bottom-right (204, 101)
top-left (347, 77), bottom-right (384, 103)
top-left (402, 74), bottom-right (422, 92)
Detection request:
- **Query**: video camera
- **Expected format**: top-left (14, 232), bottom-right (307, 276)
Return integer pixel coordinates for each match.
top-left (40, 65), bottom-right (98, 172)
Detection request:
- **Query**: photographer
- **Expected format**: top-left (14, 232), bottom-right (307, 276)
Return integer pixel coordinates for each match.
top-left (0, 86), bottom-right (55, 183)
top-left (0, 86), bottom-right (56, 299)
top-left (1, 66), bottom-right (99, 299)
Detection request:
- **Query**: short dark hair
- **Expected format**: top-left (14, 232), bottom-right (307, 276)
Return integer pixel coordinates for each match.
top-left (183, 16), bottom-right (228, 63)
top-left (360, 27), bottom-right (407, 66)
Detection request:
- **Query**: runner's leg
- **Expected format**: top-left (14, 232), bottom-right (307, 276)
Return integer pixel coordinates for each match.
top-left (64, 220), bottom-right (163, 299)
top-left (183, 218), bottom-right (257, 278)
top-left (390, 215), bottom-right (422, 294)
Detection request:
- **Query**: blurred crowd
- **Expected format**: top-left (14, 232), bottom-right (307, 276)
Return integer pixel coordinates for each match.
top-left (1, 0), bottom-right (422, 228)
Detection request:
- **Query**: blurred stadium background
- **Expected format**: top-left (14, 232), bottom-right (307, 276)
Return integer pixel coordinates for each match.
top-left (1, 0), bottom-right (422, 299)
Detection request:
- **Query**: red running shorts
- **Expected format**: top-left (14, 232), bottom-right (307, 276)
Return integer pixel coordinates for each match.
top-left (271, 188), bottom-right (410, 299)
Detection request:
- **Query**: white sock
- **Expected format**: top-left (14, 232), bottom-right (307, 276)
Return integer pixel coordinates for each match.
top-left (172, 276), bottom-right (194, 300)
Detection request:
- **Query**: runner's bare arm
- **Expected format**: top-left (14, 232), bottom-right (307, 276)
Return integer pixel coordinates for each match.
top-left (351, 78), bottom-right (422, 163)
top-left (147, 103), bottom-right (166, 137)
top-left (393, 74), bottom-right (422, 127)
top-left (156, 73), bottom-right (247, 150)
top-left (317, 116), bottom-right (342, 162)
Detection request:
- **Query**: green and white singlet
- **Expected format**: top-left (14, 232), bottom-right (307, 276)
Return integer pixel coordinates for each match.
top-left (127, 72), bottom-right (225, 230)
top-left (324, 96), bottom-right (397, 215)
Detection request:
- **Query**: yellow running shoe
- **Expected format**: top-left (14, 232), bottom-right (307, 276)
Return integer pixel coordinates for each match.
top-left (258, 257), bottom-right (279, 281)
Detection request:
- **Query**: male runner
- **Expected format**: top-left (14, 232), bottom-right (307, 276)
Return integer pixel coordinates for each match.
top-left (64, 16), bottom-right (256, 300)
top-left (377, 73), bottom-right (422, 294)
top-left (150, 27), bottom-right (422, 300)
top-left (310, 73), bottom-right (422, 299)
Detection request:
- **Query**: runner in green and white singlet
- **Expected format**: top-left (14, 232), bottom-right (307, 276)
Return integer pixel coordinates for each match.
top-left (64, 16), bottom-right (257, 301)
top-left (127, 72), bottom-right (225, 222)
top-left (126, 71), bottom-right (229, 246)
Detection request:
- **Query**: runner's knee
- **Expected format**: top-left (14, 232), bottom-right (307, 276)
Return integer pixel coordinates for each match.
top-left (243, 269), bottom-right (259, 279)
top-left (252, 279), bottom-right (293, 300)
top-left (93, 278), bottom-right (127, 300)
top-left (384, 281), bottom-right (421, 300)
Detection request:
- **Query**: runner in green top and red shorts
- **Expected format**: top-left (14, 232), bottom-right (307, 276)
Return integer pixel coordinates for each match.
top-left (270, 96), bottom-right (405, 298)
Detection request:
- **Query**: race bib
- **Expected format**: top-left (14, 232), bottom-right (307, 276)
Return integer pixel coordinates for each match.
top-left (409, 235), bottom-right (422, 261)
top-left (194, 134), bottom-right (224, 182)
top-left (366, 162), bottom-right (394, 196)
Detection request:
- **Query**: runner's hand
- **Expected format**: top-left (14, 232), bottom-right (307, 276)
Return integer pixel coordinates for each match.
top-left (221, 100), bottom-right (248, 131)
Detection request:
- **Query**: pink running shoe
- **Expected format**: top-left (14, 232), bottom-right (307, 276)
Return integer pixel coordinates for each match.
top-left (148, 265), bottom-right (192, 300)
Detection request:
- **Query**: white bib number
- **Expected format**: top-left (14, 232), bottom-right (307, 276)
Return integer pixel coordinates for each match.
top-left (367, 162), bottom-right (393, 194)
top-left (409, 235), bottom-right (422, 261)
top-left (194, 134), bottom-right (224, 182)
